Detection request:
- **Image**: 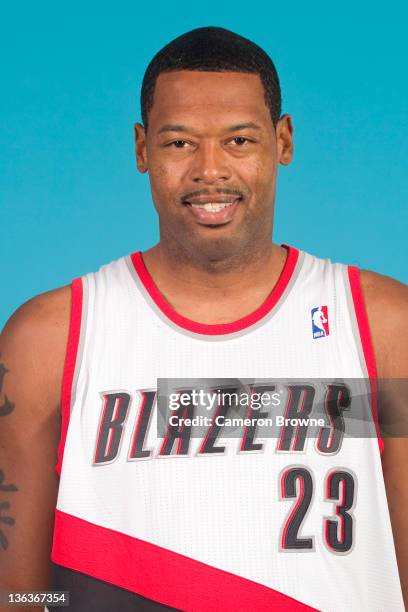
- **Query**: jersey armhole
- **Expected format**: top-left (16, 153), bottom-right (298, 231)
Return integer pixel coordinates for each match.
top-left (347, 265), bottom-right (384, 455)
top-left (56, 277), bottom-right (84, 474)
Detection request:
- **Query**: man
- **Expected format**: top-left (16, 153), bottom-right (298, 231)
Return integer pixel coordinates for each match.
top-left (1, 26), bottom-right (407, 611)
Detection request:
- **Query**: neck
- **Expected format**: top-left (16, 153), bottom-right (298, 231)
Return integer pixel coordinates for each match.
top-left (141, 238), bottom-right (289, 325)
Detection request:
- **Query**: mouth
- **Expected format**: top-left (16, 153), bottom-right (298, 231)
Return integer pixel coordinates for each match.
top-left (183, 197), bottom-right (242, 226)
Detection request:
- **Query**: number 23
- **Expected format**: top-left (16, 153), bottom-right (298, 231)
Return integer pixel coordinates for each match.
top-left (280, 466), bottom-right (356, 554)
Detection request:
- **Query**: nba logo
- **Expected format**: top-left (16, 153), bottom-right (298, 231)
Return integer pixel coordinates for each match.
top-left (311, 306), bottom-right (329, 339)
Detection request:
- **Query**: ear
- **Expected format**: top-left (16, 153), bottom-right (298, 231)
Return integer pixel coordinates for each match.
top-left (276, 114), bottom-right (294, 166)
top-left (134, 122), bottom-right (148, 173)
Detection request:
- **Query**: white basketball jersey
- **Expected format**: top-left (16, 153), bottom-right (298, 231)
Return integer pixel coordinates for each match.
top-left (51, 245), bottom-right (404, 611)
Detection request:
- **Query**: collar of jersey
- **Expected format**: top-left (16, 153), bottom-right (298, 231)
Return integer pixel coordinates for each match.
top-left (129, 244), bottom-right (299, 337)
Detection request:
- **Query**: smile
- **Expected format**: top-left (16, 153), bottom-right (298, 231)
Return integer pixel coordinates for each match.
top-left (190, 201), bottom-right (236, 212)
top-left (184, 197), bottom-right (242, 225)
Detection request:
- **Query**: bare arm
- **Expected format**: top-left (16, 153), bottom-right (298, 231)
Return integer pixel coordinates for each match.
top-left (0, 286), bottom-right (70, 610)
top-left (361, 270), bottom-right (408, 608)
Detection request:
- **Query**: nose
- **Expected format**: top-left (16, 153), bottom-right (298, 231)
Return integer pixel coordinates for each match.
top-left (189, 140), bottom-right (232, 184)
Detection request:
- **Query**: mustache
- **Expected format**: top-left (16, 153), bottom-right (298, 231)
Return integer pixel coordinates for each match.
top-left (180, 187), bottom-right (245, 203)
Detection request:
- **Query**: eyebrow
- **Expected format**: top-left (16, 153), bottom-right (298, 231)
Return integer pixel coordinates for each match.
top-left (157, 121), bottom-right (262, 135)
top-left (226, 122), bottom-right (262, 132)
top-left (157, 124), bottom-right (192, 134)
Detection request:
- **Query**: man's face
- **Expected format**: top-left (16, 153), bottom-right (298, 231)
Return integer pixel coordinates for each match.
top-left (135, 70), bottom-right (293, 260)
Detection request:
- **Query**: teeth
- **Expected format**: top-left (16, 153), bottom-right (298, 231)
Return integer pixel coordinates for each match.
top-left (191, 202), bottom-right (234, 212)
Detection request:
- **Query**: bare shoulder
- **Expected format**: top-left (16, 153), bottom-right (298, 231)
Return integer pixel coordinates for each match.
top-left (1, 284), bottom-right (71, 355)
top-left (0, 284), bottom-right (72, 413)
top-left (359, 270), bottom-right (408, 377)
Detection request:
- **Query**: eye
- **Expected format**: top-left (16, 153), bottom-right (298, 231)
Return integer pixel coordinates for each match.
top-left (167, 140), bottom-right (189, 148)
top-left (229, 136), bottom-right (252, 146)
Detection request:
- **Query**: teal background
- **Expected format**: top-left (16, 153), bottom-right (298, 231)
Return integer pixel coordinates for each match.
top-left (1, 2), bottom-right (407, 328)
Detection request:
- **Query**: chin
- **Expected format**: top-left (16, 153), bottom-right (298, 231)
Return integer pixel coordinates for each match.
top-left (188, 231), bottom-right (249, 263)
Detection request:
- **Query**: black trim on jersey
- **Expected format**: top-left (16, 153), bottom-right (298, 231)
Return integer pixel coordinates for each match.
top-left (49, 563), bottom-right (181, 611)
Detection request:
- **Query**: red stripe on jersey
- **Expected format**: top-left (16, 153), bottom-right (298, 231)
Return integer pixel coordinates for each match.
top-left (56, 277), bottom-right (83, 474)
top-left (52, 510), bottom-right (318, 611)
top-left (130, 245), bottom-right (299, 335)
top-left (347, 266), bottom-right (383, 454)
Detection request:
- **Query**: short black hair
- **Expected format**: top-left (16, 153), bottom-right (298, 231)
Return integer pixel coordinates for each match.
top-left (140, 26), bottom-right (282, 130)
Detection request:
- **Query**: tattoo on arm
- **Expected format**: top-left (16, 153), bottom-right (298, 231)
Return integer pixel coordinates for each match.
top-left (0, 362), bottom-right (14, 416)
top-left (0, 362), bottom-right (17, 550)
top-left (0, 470), bottom-right (17, 550)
